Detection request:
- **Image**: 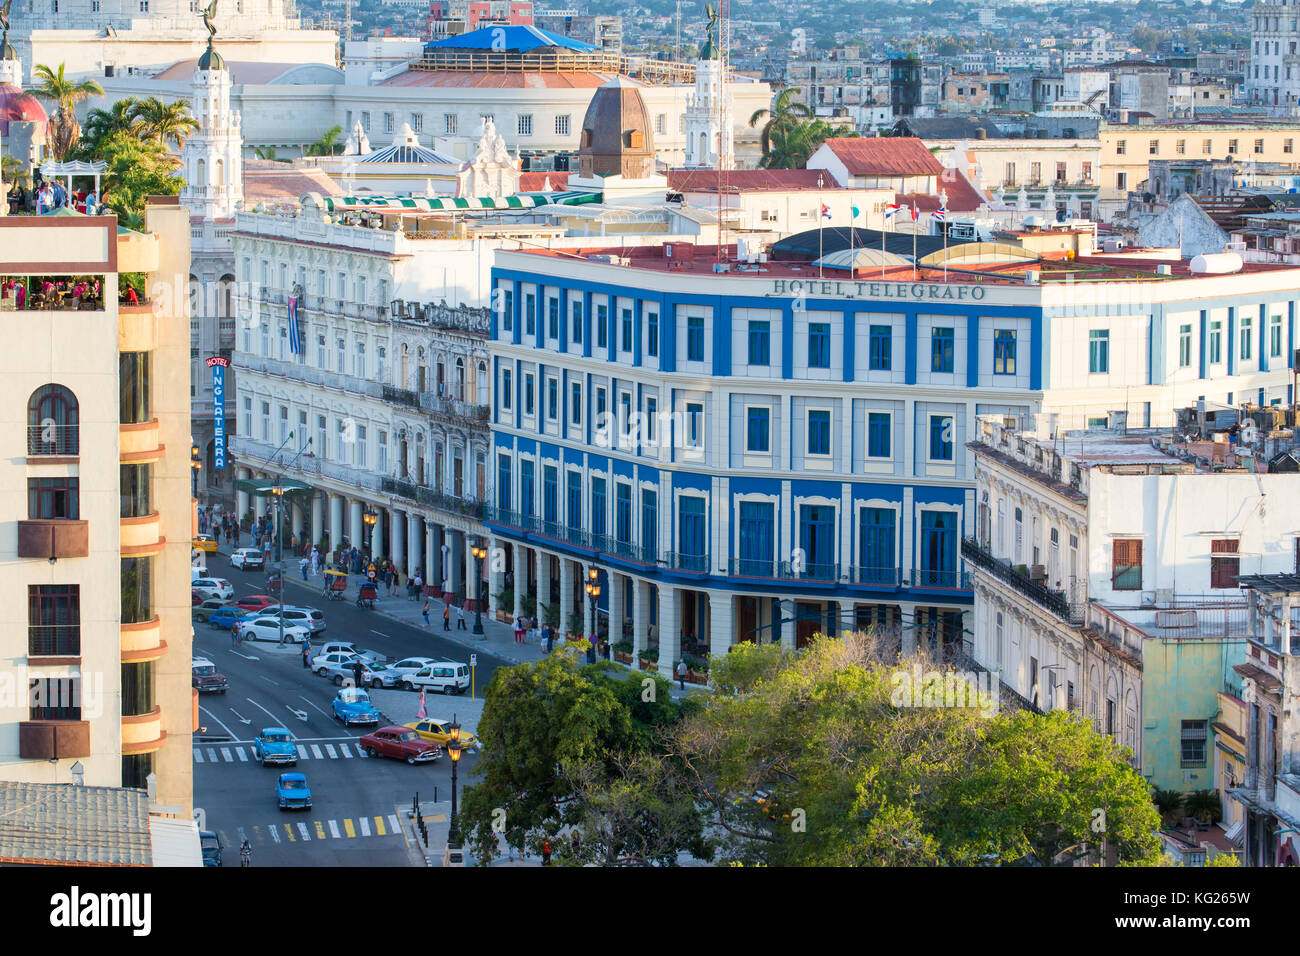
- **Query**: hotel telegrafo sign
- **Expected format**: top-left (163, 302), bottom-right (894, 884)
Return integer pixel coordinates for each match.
top-left (769, 279), bottom-right (987, 301)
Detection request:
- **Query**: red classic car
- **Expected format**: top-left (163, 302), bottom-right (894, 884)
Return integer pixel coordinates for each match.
top-left (233, 594), bottom-right (276, 614)
top-left (358, 726), bottom-right (441, 764)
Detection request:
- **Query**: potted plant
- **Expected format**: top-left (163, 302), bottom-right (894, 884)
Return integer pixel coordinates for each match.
top-left (495, 588), bottom-right (514, 622)
top-left (638, 646), bottom-right (659, 671)
top-left (612, 640), bottom-right (634, 665)
top-left (520, 591), bottom-right (537, 619)
top-left (682, 653), bottom-right (710, 684)
top-left (565, 610), bottom-right (583, 639)
top-left (1151, 788), bottom-right (1183, 827)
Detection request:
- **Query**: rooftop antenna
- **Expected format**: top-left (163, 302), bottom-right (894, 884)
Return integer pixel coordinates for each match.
top-left (344, 0), bottom-right (353, 43)
top-left (675, 0), bottom-right (682, 64)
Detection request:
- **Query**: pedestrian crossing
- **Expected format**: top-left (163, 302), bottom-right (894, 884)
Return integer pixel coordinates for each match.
top-left (218, 812), bottom-right (431, 849)
top-left (193, 740), bottom-right (372, 763)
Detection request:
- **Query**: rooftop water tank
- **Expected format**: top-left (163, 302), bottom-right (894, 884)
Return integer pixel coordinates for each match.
top-left (1188, 252), bottom-right (1243, 275)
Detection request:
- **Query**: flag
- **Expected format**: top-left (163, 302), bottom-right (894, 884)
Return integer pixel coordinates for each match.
top-left (933, 207), bottom-right (946, 222)
top-left (287, 296), bottom-right (304, 355)
top-left (885, 203), bottom-right (901, 219)
top-left (851, 204), bottom-right (861, 219)
top-left (910, 206), bottom-right (919, 222)
top-left (821, 203), bottom-right (832, 218)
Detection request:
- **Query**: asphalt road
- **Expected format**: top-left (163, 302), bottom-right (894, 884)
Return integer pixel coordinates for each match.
top-left (192, 557), bottom-right (501, 867)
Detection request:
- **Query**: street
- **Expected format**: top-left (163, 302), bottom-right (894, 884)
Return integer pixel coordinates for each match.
top-left (193, 551), bottom-right (505, 867)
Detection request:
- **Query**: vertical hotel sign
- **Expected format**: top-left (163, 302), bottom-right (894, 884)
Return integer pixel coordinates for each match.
top-left (206, 356), bottom-right (230, 470)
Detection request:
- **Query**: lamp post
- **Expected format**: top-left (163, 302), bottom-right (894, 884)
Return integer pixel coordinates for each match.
top-left (362, 508), bottom-right (377, 557)
top-left (191, 443), bottom-right (201, 500)
top-left (470, 538), bottom-right (487, 636)
top-left (585, 567), bottom-right (601, 663)
top-left (447, 714), bottom-right (462, 845)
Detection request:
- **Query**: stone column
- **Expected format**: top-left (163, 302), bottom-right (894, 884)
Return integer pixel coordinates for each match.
top-left (407, 512), bottom-right (421, 581)
top-left (349, 499), bottom-right (363, 553)
top-left (608, 571), bottom-right (625, 645)
top-left (371, 506), bottom-right (384, 561)
top-left (559, 557), bottom-right (575, 636)
top-left (447, 528), bottom-right (463, 596)
top-left (631, 577), bottom-right (649, 662)
top-left (253, 479), bottom-right (266, 521)
top-left (328, 494), bottom-right (343, 553)
top-left (291, 499), bottom-right (305, 541)
top-left (513, 544), bottom-right (526, 622)
top-left (310, 494), bottom-right (323, 549)
top-left (488, 535), bottom-right (505, 618)
top-left (779, 598), bottom-right (796, 650)
top-left (709, 590), bottom-right (733, 660)
top-left (464, 531), bottom-right (477, 609)
top-left (425, 521), bottom-right (438, 593)
top-left (658, 584), bottom-right (681, 679)
top-left (391, 508), bottom-right (404, 575)
top-left (536, 549), bottom-right (552, 628)
top-left (837, 598), bottom-right (856, 638)
top-left (236, 467), bottom-right (250, 519)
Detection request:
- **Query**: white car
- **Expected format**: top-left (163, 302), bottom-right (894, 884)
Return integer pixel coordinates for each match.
top-left (230, 548), bottom-right (265, 571)
top-left (314, 655), bottom-right (397, 689)
top-left (317, 641), bottom-right (384, 665)
top-left (192, 577), bottom-right (234, 602)
top-left (405, 661), bottom-right (471, 695)
top-left (388, 657), bottom-right (438, 684)
top-left (261, 605), bottom-right (327, 635)
top-left (238, 616), bottom-right (310, 644)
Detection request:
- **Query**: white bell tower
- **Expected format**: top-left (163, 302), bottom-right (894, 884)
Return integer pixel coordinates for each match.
top-left (180, 40), bottom-right (243, 222)
top-left (683, 8), bottom-right (732, 169)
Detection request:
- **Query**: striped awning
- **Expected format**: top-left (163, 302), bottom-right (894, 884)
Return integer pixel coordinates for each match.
top-left (321, 192), bottom-right (602, 213)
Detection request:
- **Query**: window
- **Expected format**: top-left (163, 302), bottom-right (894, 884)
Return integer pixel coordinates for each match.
top-left (501, 368), bottom-right (512, 410)
top-left (1004, 161), bottom-right (1017, 185)
top-left (377, 431), bottom-right (388, 474)
top-left (411, 112), bottom-right (424, 133)
top-left (524, 374), bottom-right (535, 416)
top-left (28, 384), bottom-right (79, 456)
top-left (120, 464), bottom-right (151, 519)
top-left (1179, 323), bottom-right (1193, 368)
top-left (1115, 172), bottom-right (1127, 191)
top-left (572, 301), bottom-right (582, 344)
top-left (1287, 138), bottom-right (1295, 154)
top-left (502, 289), bottom-right (513, 332)
top-left (570, 382), bottom-right (582, 425)
top-left (525, 294), bottom-right (536, 336)
top-left (1228, 139), bottom-right (1239, 155)
top-left (119, 352), bottom-right (150, 425)
top-left (868, 325), bottom-right (891, 370)
top-left (547, 379), bottom-right (558, 420)
top-left (1241, 316), bottom-right (1253, 361)
top-left (748, 320), bottom-right (771, 366)
top-left (1112, 538), bottom-right (1142, 590)
top-left (737, 501), bottom-right (775, 575)
top-left (316, 333), bottom-right (327, 368)
top-left (809, 322), bottom-right (831, 368)
top-left (1255, 138), bottom-right (1265, 154)
top-left (859, 508), bottom-right (895, 583)
top-left (655, 113), bottom-right (666, 135)
top-left (678, 496), bottom-right (707, 566)
top-left (316, 415), bottom-right (327, 458)
top-left (497, 455), bottom-right (511, 509)
top-left (867, 412), bottom-right (891, 458)
top-left (543, 465), bottom-right (558, 524)
top-left (1209, 320), bottom-right (1222, 364)
top-left (746, 407), bottom-right (770, 453)
top-left (383, 112), bottom-right (394, 134)
top-left (1210, 539), bottom-right (1240, 589)
top-left (641, 489), bottom-right (657, 552)
top-left (29, 585), bottom-right (80, 657)
top-left (596, 304), bottom-right (608, 348)
top-left (620, 308), bottom-right (633, 351)
top-left (29, 677), bottom-right (80, 720)
top-left (644, 397), bottom-right (657, 443)
top-left (1030, 161), bottom-right (1041, 183)
top-left (993, 329), bottom-right (1016, 374)
top-left (918, 511), bottom-right (957, 586)
top-left (686, 402), bottom-right (703, 446)
top-left (517, 114), bottom-right (533, 136)
top-left (1203, 138), bottom-right (1212, 155)
top-left (1148, 139), bottom-right (1159, 156)
top-left (929, 415), bottom-right (953, 461)
top-left (687, 316), bottom-right (705, 362)
top-left (361, 111), bottom-right (371, 132)
top-left (547, 298), bottom-right (558, 339)
top-left (520, 459), bottom-right (535, 517)
top-left (444, 114), bottom-right (457, 135)
top-left (566, 470), bottom-right (582, 531)
top-left (1271, 315), bottom-right (1284, 357)
top-left (931, 327), bottom-right (954, 373)
top-left (1175, 139), bottom-right (1186, 155)
top-left (591, 478), bottom-right (606, 536)
top-left (555, 115), bottom-right (570, 136)
top-left (1115, 139), bottom-right (1126, 155)
top-left (647, 312), bottom-right (659, 357)
top-left (807, 410), bottom-right (831, 456)
top-left (1181, 719), bottom-right (1208, 768)
top-left (1088, 330), bottom-right (1109, 373)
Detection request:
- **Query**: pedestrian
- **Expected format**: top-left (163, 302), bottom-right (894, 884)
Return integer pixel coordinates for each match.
top-left (443, 604), bottom-right (451, 631)
top-left (545, 625), bottom-right (555, 655)
top-left (676, 658), bottom-right (687, 690)
top-left (571, 830), bottom-right (581, 858)
top-left (412, 573), bottom-right (423, 601)
top-left (300, 556), bottom-right (309, 581)
top-left (351, 659), bottom-right (365, 688)
top-left (417, 686), bottom-right (427, 720)
top-left (542, 838), bottom-right (552, 866)
top-left (513, 615), bottom-right (525, 644)
top-left (302, 639), bottom-right (312, 668)
top-left (422, 598), bottom-right (431, 628)
top-left (231, 622), bottom-right (240, 646)
top-left (456, 604), bottom-right (466, 630)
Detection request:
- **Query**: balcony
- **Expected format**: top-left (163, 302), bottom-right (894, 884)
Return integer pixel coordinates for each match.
top-left (232, 354), bottom-right (385, 401)
top-left (26, 424), bottom-right (79, 459)
top-left (910, 568), bottom-right (972, 590)
top-left (120, 511), bottom-right (164, 557)
top-left (121, 706), bottom-right (166, 756)
top-left (119, 419), bottom-right (164, 464)
top-left (118, 302), bottom-right (158, 351)
top-left (419, 393), bottom-right (490, 425)
top-left (379, 476), bottom-right (485, 518)
top-left (382, 384), bottom-right (420, 409)
top-left (962, 537), bottom-right (1081, 622)
top-left (662, 551), bottom-right (709, 575)
top-left (19, 720), bottom-right (90, 759)
top-left (121, 616), bottom-right (166, 662)
top-left (17, 519), bottom-right (88, 559)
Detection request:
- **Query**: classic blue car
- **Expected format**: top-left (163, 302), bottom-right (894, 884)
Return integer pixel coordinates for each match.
top-left (200, 830), bottom-right (223, 867)
top-left (252, 727), bottom-right (298, 766)
top-left (332, 687), bottom-right (380, 726)
top-left (276, 772), bottom-right (312, 811)
top-left (208, 606), bottom-right (253, 630)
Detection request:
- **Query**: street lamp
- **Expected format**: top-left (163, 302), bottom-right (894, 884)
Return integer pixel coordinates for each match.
top-left (470, 538), bottom-right (487, 636)
top-left (447, 714), bottom-right (462, 844)
top-left (190, 443), bottom-right (201, 499)
top-left (362, 508), bottom-right (377, 556)
top-left (585, 568), bottom-right (601, 662)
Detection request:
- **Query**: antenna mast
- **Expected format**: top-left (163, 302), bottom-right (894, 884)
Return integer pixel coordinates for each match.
top-left (715, 0), bottom-right (730, 265)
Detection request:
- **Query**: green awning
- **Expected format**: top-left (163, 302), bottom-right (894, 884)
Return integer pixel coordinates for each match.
top-left (233, 478), bottom-right (315, 497)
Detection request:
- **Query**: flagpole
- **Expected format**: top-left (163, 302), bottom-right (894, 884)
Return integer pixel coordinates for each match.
top-left (912, 208), bottom-right (918, 280)
top-left (939, 189), bottom-right (949, 282)
top-left (818, 173), bottom-right (825, 278)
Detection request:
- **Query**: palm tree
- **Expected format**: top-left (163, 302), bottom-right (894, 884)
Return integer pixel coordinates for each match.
top-left (80, 97), bottom-right (140, 157)
top-left (749, 86), bottom-right (813, 162)
top-left (32, 63), bottom-right (105, 161)
top-left (129, 97), bottom-right (199, 150)
top-left (303, 125), bottom-right (344, 158)
top-left (253, 145), bottom-right (281, 162)
top-left (1183, 789), bottom-right (1222, 825)
top-left (1150, 788), bottom-right (1182, 825)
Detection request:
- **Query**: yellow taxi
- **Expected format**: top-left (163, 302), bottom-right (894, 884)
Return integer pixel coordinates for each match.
top-left (192, 534), bottom-right (218, 553)
top-left (403, 718), bottom-right (480, 752)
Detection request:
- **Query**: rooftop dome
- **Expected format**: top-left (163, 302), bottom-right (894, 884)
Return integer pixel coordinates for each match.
top-left (0, 84), bottom-right (48, 137)
top-left (578, 77), bottom-right (655, 180)
top-left (197, 41), bottom-right (225, 71)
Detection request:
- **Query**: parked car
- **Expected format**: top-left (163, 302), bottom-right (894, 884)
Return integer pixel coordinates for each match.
top-left (192, 598), bottom-right (227, 621)
top-left (237, 616), bottom-right (310, 644)
top-left (200, 831), bottom-right (223, 867)
top-left (260, 605), bottom-right (326, 635)
top-left (233, 594), bottom-right (276, 614)
top-left (332, 686), bottom-right (381, 726)
top-left (191, 590), bottom-right (202, 607)
top-left (252, 727), bottom-right (298, 766)
top-left (231, 548), bottom-right (265, 571)
top-left (405, 661), bottom-right (471, 695)
top-left (359, 726), bottom-right (441, 764)
top-left (191, 576), bottom-right (234, 602)
top-left (404, 718), bottom-right (481, 752)
top-left (192, 534), bottom-right (218, 553)
top-left (208, 606), bottom-right (253, 630)
top-left (318, 641), bottom-right (384, 666)
top-left (191, 657), bottom-right (229, 695)
top-left (387, 657), bottom-right (437, 682)
top-left (315, 655), bottom-right (397, 689)
top-left (275, 772), bottom-right (312, 810)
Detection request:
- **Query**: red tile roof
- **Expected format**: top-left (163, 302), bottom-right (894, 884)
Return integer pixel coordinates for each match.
top-left (667, 168), bottom-right (839, 192)
top-left (820, 137), bottom-right (944, 178)
top-left (519, 171), bottom-right (569, 192)
top-left (896, 166), bottom-right (990, 213)
top-left (244, 161), bottom-right (343, 204)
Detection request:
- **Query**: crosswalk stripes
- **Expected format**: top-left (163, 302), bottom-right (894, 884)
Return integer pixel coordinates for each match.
top-left (269, 825), bottom-right (281, 844)
top-left (310, 744), bottom-right (324, 760)
top-left (207, 748), bottom-right (219, 762)
top-left (193, 740), bottom-right (393, 763)
top-left (297, 745), bottom-right (308, 760)
top-left (340, 744), bottom-right (353, 759)
top-left (194, 749), bottom-right (204, 763)
top-left (325, 744), bottom-right (338, 759)
top-left (359, 817), bottom-right (370, 837)
top-left (220, 748), bottom-right (233, 762)
top-left (235, 747), bottom-right (248, 762)
top-left (328, 819), bottom-right (341, 839)
top-left (297, 822), bottom-right (311, 841)
top-left (218, 817), bottom-right (403, 851)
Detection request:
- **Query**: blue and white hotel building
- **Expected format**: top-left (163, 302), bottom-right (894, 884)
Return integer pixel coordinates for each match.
top-left (484, 243), bottom-right (1300, 675)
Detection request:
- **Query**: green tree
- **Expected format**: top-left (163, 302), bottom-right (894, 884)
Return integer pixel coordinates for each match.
top-left (303, 124), bottom-right (344, 157)
top-left (129, 96), bottom-right (199, 149)
top-left (1183, 789), bottom-right (1222, 825)
top-left (749, 86), bottom-right (813, 161)
top-left (32, 63), bottom-right (105, 161)
top-left (98, 130), bottom-right (183, 225)
top-left (79, 97), bottom-right (140, 159)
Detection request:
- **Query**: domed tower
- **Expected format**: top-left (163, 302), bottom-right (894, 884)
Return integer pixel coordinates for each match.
top-left (0, 38), bottom-right (47, 171)
top-left (684, 5), bottom-right (732, 168)
top-left (180, 28), bottom-right (243, 222)
top-left (576, 76), bottom-right (656, 180)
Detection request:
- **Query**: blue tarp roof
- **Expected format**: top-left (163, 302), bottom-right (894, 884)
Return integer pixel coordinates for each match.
top-left (424, 24), bottom-right (599, 54)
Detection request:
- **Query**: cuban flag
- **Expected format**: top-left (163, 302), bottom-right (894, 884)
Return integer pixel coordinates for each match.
top-left (287, 296), bottom-right (303, 355)
top-left (885, 203), bottom-right (901, 219)
top-left (933, 206), bottom-right (946, 222)
top-left (821, 203), bottom-right (832, 219)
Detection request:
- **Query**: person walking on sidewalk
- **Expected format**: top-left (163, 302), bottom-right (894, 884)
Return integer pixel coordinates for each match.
top-left (676, 659), bottom-right (687, 690)
top-left (411, 572), bottom-right (423, 601)
top-left (302, 638), bottom-right (312, 668)
top-left (443, 603), bottom-right (451, 631)
top-left (513, 616), bottom-right (525, 644)
top-left (456, 604), bottom-right (466, 630)
top-left (422, 598), bottom-right (431, 628)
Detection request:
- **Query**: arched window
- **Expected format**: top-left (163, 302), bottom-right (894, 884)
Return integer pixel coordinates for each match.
top-left (215, 158), bottom-right (225, 186)
top-left (455, 357), bottom-right (465, 400)
top-left (196, 158), bottom-right (207, 188)
top-left (28, 384), bottom-right (79, 455)
top-left (476, 361), bottom-right (488, 406)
